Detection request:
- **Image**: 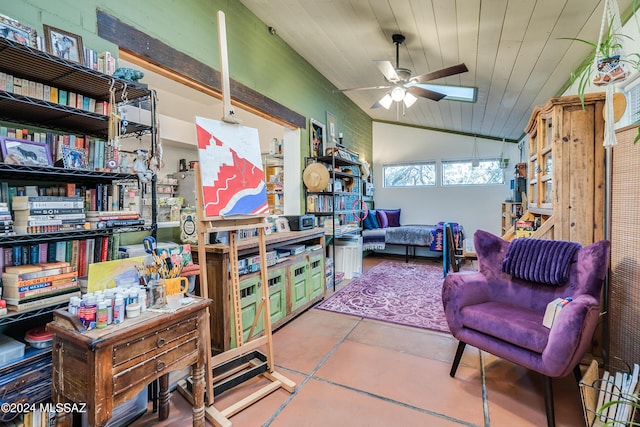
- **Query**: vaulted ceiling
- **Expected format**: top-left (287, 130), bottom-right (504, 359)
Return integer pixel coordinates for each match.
top-left (239, 0), bottom-right (637, 141)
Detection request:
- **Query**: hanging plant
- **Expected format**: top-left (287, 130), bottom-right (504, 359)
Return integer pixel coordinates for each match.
top-left (564, 23), bottom-right (640, 107)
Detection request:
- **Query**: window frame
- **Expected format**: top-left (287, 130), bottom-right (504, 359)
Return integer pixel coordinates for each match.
top-left (382, 160), bottom-right (437, 188)
top-left (441, 157), bottom-right (506, 186)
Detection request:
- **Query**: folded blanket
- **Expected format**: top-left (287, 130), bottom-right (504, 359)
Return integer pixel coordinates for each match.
top-left (502, 238), bottom-right (582, 285)
top-left (362, 228), bottom-right (387, 250)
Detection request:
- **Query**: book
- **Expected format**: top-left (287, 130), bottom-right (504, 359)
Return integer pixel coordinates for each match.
top-left (4, 284), bottom-right (80, 305)
top-left (6, 290), bottom-right (80, 312)
top-left (22, 208), bottom-right (85, 215)
top-left (89, 219), bottom-right (145, 229)
top-left (2, 278), bottom-right (79, 300)
top-left (515, 220), bottom-right (534, 238)
top-left (12, 196), bottom-right (85, 210)
top-left (2, 269), bottom-right (77, 287)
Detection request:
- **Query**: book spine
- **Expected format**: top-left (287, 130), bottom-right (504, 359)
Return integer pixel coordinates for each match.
top-left (101, 237), bottom-right (108, 262)
top-left (6, 290), bottom-right (81, 311)
top-left (7, 279), bottom-right (79, 300)
top-left (9, 271), bottom-right (79, 288)
top-left (27, 208), bottom-right (85, 215)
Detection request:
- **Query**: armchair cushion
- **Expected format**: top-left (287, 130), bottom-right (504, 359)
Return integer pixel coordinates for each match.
top-left (502, 238), bottom-right (582, 285)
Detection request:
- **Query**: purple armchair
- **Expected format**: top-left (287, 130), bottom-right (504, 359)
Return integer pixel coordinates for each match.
top-left (442, 230), bottom-right (610, 427)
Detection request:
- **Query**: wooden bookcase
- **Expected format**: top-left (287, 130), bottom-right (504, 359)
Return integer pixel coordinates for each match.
top-left (504, 93), bottom-right (606, 245)
top-left (501, 202), bottom-right (522, 236)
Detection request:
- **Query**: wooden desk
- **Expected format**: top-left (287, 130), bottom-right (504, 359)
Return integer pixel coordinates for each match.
top-left (48, 297), bottom-right (212, 427)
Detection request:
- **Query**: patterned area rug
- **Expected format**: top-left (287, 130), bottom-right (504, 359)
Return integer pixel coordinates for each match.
top-left (316, 260), bottom-right (451, 333)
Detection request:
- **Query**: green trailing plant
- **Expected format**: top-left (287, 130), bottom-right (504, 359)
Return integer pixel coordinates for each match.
top-left (597, 398), bottom-right (640, 426)
top-left (563, 22), bottom-right (640, 106)
top-left (562, 18), bottom-right (640, 143)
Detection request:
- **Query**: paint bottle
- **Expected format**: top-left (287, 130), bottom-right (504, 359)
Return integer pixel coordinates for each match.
top-left (96, 301), bottom-right (108, 329)
top-left (113, 297), bottom-right (125, 324)
top-left (106, 298), bottom-right (113, 325)
top-left (84, 296), bottom-right (97, 329)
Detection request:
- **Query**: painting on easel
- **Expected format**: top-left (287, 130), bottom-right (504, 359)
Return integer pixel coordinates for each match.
top-left (195, 116), bottom-right (269, 217)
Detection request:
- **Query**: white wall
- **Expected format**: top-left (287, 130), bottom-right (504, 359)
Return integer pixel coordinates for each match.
top-left (372, 122), bottom-right (521, 237)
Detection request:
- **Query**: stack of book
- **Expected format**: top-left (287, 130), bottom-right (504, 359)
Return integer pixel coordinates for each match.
top-left (1, 261), bottom-right (80, 312)
top-left (12, 196), bottom-right (86, 234)
top-left (86, 210), bottom-right (144, 229)
top-left (0, 202), bottom-right (15, 236)
top-left (595, 364), bottom-right (640, 425)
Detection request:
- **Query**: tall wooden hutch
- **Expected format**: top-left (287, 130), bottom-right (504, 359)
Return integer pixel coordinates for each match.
top-left (504, 93), bottom-right (606, 246)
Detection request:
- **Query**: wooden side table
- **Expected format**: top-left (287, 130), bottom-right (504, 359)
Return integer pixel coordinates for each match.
top-left (48, 297), bottom-right (212, 427)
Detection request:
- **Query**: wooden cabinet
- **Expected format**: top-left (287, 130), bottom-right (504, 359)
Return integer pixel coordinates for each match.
top-left (501, 202), bottom-right (522, 236)
top-left (48, 298), bottom-right (211, 427)
top-left (509, 93), bottom-right (606, 245)
top-left (193, 229), bottom-right (325, 353)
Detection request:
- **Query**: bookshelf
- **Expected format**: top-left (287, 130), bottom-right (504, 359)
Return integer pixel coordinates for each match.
top-left (0, 36), bottom-right (157, 421)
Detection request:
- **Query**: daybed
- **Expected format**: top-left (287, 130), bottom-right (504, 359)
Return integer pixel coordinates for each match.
top-left (362, 209), bottom-right (464, 261)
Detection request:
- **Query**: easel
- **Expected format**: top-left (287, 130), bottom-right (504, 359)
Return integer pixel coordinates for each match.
top-left (179, 11), bottom-right (295, 427)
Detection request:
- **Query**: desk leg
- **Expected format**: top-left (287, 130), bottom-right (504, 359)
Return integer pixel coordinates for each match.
top-left (192, 361), bottom-right (205, 427)
top-left (159, 373), bottom-right (170, 420)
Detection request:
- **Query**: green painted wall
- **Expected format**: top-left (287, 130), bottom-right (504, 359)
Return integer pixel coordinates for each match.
top-left (0, 0), bottom-right (372, 163)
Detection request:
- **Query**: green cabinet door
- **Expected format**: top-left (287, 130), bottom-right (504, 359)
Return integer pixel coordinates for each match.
top-left (267, 267), bottom-right (287, 324)
top-left (308, 250), bottom-right (325, 300)
top-left (289, 259), bottom-right (309, 311)
top-left (230, 274), bottom-right (264, 348)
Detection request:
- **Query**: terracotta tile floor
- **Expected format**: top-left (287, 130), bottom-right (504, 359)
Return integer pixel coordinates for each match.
top-left (130, 255), bottom-right (586, 427)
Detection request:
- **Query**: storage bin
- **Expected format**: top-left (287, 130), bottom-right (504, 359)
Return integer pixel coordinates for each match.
top-left (332, 236), bottom-right (362, 279)
top-left (0, 334), bottom-right (26, 366)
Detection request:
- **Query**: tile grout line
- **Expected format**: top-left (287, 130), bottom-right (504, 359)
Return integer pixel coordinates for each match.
top-left (261, 317), bottom-right (363, 426)
top-left (310, 376), bottom-right (482, 427)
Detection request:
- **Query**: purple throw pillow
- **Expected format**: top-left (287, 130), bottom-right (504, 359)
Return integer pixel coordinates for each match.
top-left (383, 209), bottom-right (401, 227)
top-left (376, 209), bottom-right (389, 228)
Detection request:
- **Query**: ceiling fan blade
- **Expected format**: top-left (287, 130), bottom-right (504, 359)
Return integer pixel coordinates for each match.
top-left (374, 60), bottom-right (400, 82)
top-left (333, 85), bottom-right (391, 93)
top-left (407, 85), bottom-right (446, 101)
top-left (412, 63), bottom-right (469, 83)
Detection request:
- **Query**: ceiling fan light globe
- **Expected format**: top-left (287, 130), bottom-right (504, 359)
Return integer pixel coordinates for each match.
top-left (379, 94), bottom-right (393, 109)
top-left (403, 92), bottom-right (417, 108)
top-left (391, 87), bottom-right (405, 102)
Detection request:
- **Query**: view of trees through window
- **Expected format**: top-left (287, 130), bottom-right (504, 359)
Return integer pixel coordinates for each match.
top-left (383, 159), bottom-right (505, 187)
top-left (383, 162), bottom-right (436, 187)
top-left (442, 159), bottom-right (505, 185)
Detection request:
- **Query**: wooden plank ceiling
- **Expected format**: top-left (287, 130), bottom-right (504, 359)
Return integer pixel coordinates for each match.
top-left (239, 0), bottom-right (636, 141)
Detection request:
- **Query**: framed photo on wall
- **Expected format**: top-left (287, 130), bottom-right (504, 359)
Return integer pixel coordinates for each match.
top-left (0, 14), bottom-right (37, 47)
top-left (43, 24), bottom-right (84, 63)
top-left (309, 118), bottom-right (325, 158)
top-left (0, 137), bottom-right (53, 167)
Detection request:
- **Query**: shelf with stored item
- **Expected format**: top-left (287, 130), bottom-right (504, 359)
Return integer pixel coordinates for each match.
top-left (191, 228), bottom-right (325, 353)
top-left (262, 153), bottom-right (284, 215)
top-left (503, 93), bottom-right (606, 245)
top-left (501, 202), bottom-right (522, 236)
top-left (0, 33), bottom-right (158, 425)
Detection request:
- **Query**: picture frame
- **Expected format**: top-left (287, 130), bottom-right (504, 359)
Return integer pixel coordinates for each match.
top-left (0, 14), bottom-right (37, 47)
top-left (309, 118), bottom-right (326, 158)
top-left (43, 24), bottom-right (84, 63)
top-left (0, 137), bottom-right (53, 167)
top-left (62, 146), bottom-right (88, 169)
top-left (275, 217), bottom-right (290, 233)
top-left (326, 111), bottom-right (337, 148)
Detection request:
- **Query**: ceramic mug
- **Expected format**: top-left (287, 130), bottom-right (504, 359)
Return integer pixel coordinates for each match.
top-left (164, 277), bottom-right (188, 296)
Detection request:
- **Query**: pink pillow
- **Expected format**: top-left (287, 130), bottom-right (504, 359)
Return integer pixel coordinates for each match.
top-left (376, 209), bottom-right (389, 228)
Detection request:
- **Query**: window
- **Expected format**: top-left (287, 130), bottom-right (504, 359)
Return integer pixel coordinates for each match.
top-left (383, 162), bottom-right (436, 187)
top-left (442, 159), bottom-right (505, 186)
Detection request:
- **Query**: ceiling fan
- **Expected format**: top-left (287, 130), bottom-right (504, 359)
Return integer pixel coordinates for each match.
top-left (335, 34), bottom-right (476, 109)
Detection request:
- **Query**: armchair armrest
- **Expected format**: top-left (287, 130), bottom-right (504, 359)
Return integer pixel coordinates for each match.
top-left (442, 272), bottom-right (490, 335)
top-left (541, 294), bottom-right (601, 377)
